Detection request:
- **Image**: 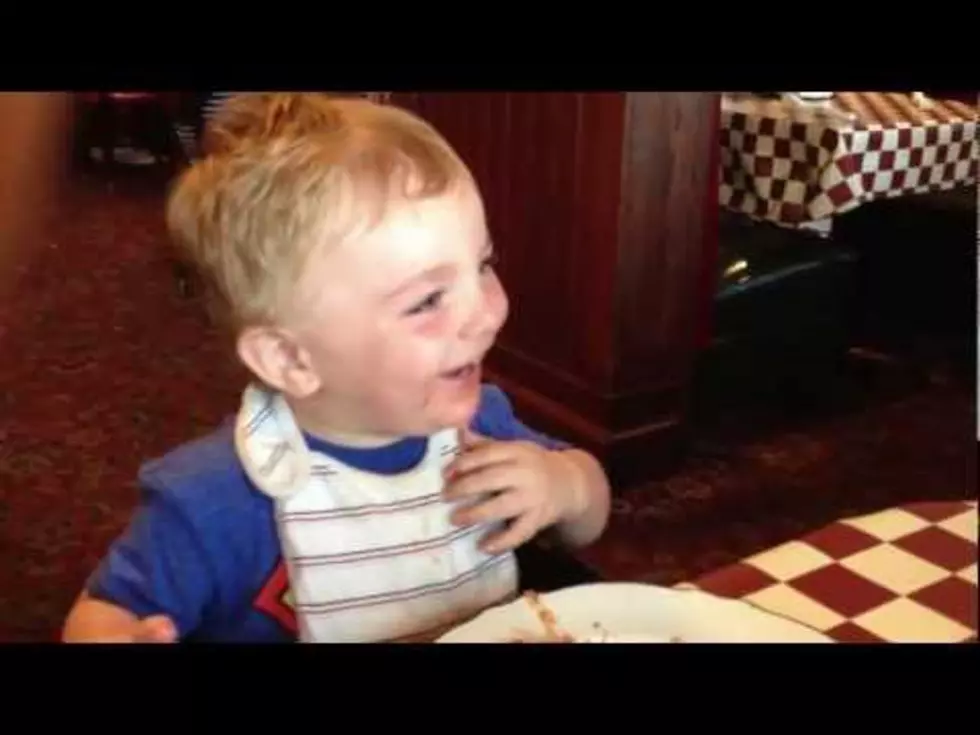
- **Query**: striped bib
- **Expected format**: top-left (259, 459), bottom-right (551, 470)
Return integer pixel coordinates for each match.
top-left (233, 384), bottom-right (518, 642)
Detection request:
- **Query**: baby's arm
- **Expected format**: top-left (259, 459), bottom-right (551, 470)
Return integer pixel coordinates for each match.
top-left (63, 592), bottom-right (177, 643)
top-left (544, 447), bottom-right (610, 548)
top-left (62, 490), bottom-right (215, 643)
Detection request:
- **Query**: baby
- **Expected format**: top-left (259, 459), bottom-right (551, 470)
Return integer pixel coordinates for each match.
top-left (62, 93), bottom-right (611, 643)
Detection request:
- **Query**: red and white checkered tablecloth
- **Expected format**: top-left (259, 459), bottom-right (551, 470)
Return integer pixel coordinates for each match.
top-left (679, 500), bottom-right (977, 643)
top-left (720, 92), bottom-right (978, 227)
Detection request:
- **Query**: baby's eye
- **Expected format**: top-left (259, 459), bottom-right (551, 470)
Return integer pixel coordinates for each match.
top-left (405, 290), bottom-right (444, 316)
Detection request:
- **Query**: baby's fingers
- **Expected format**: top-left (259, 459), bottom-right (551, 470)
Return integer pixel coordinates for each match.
top-left (451, 489), bottom-right (522, 528)
top-left (134, 615), bottom-right (178, 643)
top-left (480, 513), bottom-right (539, 555)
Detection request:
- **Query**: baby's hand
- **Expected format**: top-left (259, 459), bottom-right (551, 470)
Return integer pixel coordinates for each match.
top-left (443, 430), bottom-right (583, 554)
top-left (93, 615), bottom-right (178, 644)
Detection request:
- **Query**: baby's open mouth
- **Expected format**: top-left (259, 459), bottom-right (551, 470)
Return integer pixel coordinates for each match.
top-left (442, 363), bottom-right (477, 380)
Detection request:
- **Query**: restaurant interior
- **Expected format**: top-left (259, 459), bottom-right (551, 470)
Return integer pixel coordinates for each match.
top-left (0, 90), bottom-right (975, 643)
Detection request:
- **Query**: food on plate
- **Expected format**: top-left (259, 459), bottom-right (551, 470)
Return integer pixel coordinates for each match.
top-left (507, 591), bottom-right (575, 642)
top-left (505, 591), bottom-right (682, 643)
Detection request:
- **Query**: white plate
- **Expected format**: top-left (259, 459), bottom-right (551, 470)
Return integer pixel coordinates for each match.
top-left (794, 92), bottom-right (835, 101)
top-left (437, 583), bottom-right (832, 643)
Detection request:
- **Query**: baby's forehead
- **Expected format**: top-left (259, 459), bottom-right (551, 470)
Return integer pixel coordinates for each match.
top-left (309, 190), bottom-right (486, 281)
top-left (359, 184), bottom-right (485, 247)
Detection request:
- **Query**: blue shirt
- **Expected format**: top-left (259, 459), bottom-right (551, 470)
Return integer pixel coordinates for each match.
top-left (87, 384), bottom-right (565, 642)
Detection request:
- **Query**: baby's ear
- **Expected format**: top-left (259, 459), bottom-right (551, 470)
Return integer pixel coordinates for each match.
top-left (236, 325), bottom-right (320, 398)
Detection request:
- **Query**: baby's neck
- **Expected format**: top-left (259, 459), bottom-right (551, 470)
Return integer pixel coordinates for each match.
top-left (289, 400), bottom-right (406, 450)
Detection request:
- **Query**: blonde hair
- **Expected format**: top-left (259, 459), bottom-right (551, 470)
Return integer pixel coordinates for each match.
top-left (166, 93), bottom-right (472, 332)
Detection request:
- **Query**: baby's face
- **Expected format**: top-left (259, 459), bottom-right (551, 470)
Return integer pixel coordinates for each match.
top-left (289, 179), bottom-right (507, 441)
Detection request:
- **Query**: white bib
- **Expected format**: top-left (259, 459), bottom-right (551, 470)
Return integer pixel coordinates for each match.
top-left (233, 384), bottom-right (518, 642)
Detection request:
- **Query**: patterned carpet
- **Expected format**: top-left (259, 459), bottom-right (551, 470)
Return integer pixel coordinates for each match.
top-left (0, 167), bottom-right (975, 642)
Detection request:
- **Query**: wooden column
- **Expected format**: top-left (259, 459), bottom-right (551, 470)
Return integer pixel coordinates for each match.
top-left (393, 92), bottom-right (720, 487)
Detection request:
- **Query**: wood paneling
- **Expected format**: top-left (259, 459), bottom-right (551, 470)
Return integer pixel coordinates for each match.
top-left (0, 93), bottom-right (73, 301)
top-left (393, 92), bottom-right (720, 486)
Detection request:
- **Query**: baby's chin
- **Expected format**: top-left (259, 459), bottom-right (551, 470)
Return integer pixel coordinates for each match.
top-left (406, 407), bottom-right (479, 437)
top-left (359, 374), bottom-right (483, 438)
top-left (384, 397), bottom-right (481, 438)
top-left (434, 391), bottom-right (483, 429)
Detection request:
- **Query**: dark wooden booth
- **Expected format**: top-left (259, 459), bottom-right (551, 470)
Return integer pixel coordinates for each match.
top-left (392, 93), bottom-right (721, 488)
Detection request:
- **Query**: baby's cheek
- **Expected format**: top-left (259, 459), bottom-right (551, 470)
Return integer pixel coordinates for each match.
top-left (366, 334), bottom-right (444, 386)
top-left (414, 309), bottom-right (454, 338)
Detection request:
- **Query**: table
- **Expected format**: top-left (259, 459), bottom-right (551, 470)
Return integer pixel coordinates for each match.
top-left (679, 499), bottom-right (977, 642)
top-left (719, 93), bottom-right (978, 228)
